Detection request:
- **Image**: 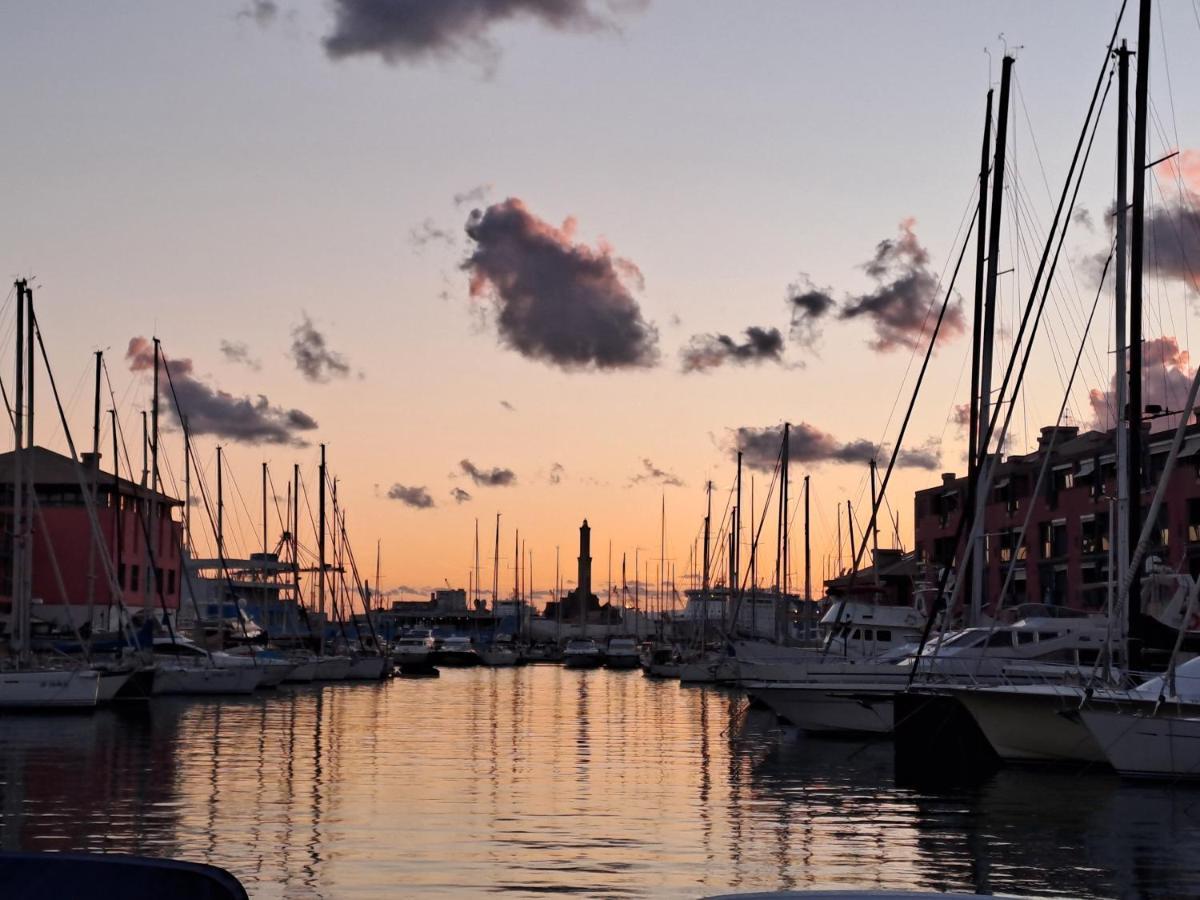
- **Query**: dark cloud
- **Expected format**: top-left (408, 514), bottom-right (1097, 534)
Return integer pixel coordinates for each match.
top-left (896, 437), bottom-right (942, 470)
top-left (126, 337), bottom-right (317, 447)
top-left (322, 0), bottom-right (640, 68)
top-left (237, 0), bottom-right (278, 26)
top-left (630, 458), bottom-right (683, 487)
top-left (839, 218), bottom-right (965, 352)
top-left (1145, 205), bottom-right (1200, 293)
top-left (680, 326), bottom-right (784, 373)
top-left (460, 458), bottom-right (517, 487)
top-left (219, 340), bottom-right (261, 371)
top-left (787, 275), bottom-right (836, 347)
top-left (290, 314), bottom-right (351, 382)
top-left (454, 184), bottom-right (492, 207)
top-left (450, 486), bottom-right (472, 504)
top-left (500, 399), bottom-right (516, 412)
top-left (387, 483), bottom-right (435, 509)
top-left (1089, 335), bottom-right (1197, 430)
top-left (732, 423), bottom-right (877, 472)
top-left (409, 218), bottom-right (456, 250)
top-left (463, 198), bottom-right (659, 370)
top-left (549, 462), bottom-right (565, 485)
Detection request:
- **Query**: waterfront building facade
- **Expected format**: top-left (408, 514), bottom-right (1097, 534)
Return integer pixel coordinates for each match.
top-left (914, 424), bottom-right (1200, 615)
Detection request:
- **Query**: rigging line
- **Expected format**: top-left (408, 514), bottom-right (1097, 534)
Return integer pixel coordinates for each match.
top-left (824, 201), bottom-right (980, 653)
top-left (910, 39), bottom-right (1119, 684)
top-left (991, 239), bottom-right (1116, 629)
top-left (871, 178), bottom-right (982, 478)
top-left (1013, 74), bottom-right (1098, 321)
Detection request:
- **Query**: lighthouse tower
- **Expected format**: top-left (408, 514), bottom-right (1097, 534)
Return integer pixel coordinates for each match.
top-left (577, 519), bottom-right (592, 633)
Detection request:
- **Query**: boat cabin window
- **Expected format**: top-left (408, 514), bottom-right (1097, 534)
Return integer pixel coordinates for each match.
top-left (1016, 632), bottom-right (1036, 645)
top-left (985, 632), bottom-right (1014, 648)
top-left (876, 629), bottom-right (891, 643)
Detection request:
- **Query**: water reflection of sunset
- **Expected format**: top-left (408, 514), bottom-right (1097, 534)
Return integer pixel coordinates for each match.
top-left (2, 672), bottom-right (1197, 897)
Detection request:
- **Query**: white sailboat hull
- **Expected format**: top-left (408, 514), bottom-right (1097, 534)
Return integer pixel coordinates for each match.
top-left (345, 656), bottom-right (388, 680)
top-left (152, 665), bottom-right (260, 695)
top-left (0, 669), bottom-right (100, 709)
top-left (95, 670), bottom-right (135, 703)
top-left (312, 656), bottom-right (352, 680)
top-left (283, 660), bottom-right (317, 682)
top-left (951, 685), bottom-right (1105, 763)
top-left (748, 683), bottom-right (896, 734)
top-left (1082, 709), bottom-right (1200, 778)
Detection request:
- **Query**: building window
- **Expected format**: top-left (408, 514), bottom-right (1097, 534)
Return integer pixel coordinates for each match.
top-left (1038, 563), bottom-right (1069, 606)
top-left (1188, 498), bottom-right (1200, 544)
top-left (130, 565), bottom-right (140, 591)
top-left (118, 563), bottom-right (127, 588)
top-left (1151, 504), bottom-right (1170, 548)
top-left (933, 536), bottom-right (957, 567)
top-left (1039, 521), bottom-right (1067, 559)
top-left (167, 569), bottom-right (176, 595)
top-left (1080, 513), bottom-right (1110, 556)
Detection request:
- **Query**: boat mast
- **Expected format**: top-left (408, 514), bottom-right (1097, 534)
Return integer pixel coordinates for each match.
top-left (318, 443), bottom-right (326, 655)
top-left (847, 500), bottom-right (857, 573)
top-left (974, 56), bottom-right (1013, 626)
top-left (11, 280), bottom-right (27, 664)
top-left (967, 87), bottom-right (993, 628)
top-left (702, 480), bottom-right (711, 593)
top-left (492, 512), bottom-right (500, 614)
top-left (1114, 39), bottom-right (1132, 656)
top-left (804, 474), bottom-right (811, 633)
top-left (1127, 0), bottom-right (1152, 668)
top-left (112, 408), bottom-right (123, 630)
top-left (869, 456), bottom-right (879, 582)
top-left (261, 461), bottom-right (268, 559)
top-left (85, 350), bottom-right (101, 626)
top-left (150, 338), bottom-right (160, 624)
top-left (781, 422), bottom-right (790, 642)
top-left (216, 445), bottom-right (225, 560)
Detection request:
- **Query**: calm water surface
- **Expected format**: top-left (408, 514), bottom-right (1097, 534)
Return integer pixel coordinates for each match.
top-left (1, 666), bottom-right (1198, 898)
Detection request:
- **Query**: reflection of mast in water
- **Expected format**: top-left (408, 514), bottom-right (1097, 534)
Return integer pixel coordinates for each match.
top-left (308, 688), bottom-right (327, 887)
top-left (697, 688), bottom-right (713, 867)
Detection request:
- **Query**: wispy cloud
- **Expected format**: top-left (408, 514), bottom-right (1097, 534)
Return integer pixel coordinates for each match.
top-left (127, 337), bottom-right (317, 447)
top-left (630, 458), bottom-right (683, 487)
top-left (219, 339), bottom-right (261, 371)
top-left (387, 483), bottom-right (435, 509)
top-left (290, 314), bottom-right (351, 382)
top-left (680, 326), bottom-right (784, 373)
top-left (460, 458), bottom-right (517, 487)
top-left (450, 486), bottom-right (472, 504)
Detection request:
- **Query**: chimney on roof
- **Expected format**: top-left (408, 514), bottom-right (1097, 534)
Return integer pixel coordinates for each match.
top-left (941, 472), bottom-right (956, 486)
top-left (80, 451), bottom-right (101, 470)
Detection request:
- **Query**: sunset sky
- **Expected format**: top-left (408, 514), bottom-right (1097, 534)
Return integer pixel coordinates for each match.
top-left (4, 0), bottom-right (1200, 605)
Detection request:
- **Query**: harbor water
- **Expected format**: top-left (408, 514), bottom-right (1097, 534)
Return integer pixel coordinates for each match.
top-left (1, 666), bottom-right (1197, 898)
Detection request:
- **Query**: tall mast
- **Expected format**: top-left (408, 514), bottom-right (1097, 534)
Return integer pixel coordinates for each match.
top-left (513, 527), bottom-right (519, 605)
top-left (150, 339), bottom-right (161, 617)
top-left (492, 512), bottom-right (500, 612)
top-left (967, 87), bottom-right (993, 623)
top-left (735, 451), bottom-right (743, 602)
top-left (803, 474), bottom-right (811, 602)
top-left (974, 56), bottom-right (1014, 625)
top-left (262, 461), bottom-right (268, 558)
top-left (1127, 0), bottom-right (1152, 666)
top-left (780, 423), bottom-right (790, 642)
top-left (318, 443), bottom-right (326, 653)
top-left (292, 463), bottom-right (301, 628)
top-left (847, 500), bottom-right (857, 573)
top-left (86, 350), bottom-right (102, 624)
top-left (141, 411), bottom-right (148, 487)
top-left (182, 416), bottom-right (190, 551)
top-left (869, 457), bottom-right (880, 582)
top-left (1114, 39), bottom-right (1132, 638)
top-left (473, 517), bottom-right (480, 608)
top-left (11, 281), bottom-right (27, 663)
top-left (702, 480), bottom-right (712, 592)
top-left (112, 408), bottom-right (122, 629)
top-left (216, 445), bottom-right (225, 560)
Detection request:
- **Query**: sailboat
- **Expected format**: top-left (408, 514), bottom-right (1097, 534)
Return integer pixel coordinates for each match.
top-left (479, 516), bottom-right (519, 667)
top-left (0, 282), bottom-right (102, 710)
